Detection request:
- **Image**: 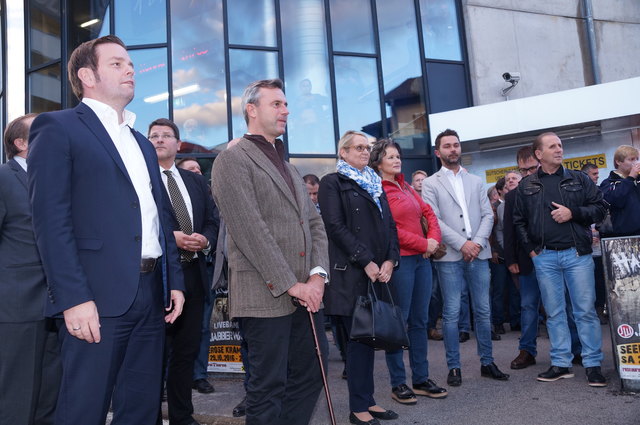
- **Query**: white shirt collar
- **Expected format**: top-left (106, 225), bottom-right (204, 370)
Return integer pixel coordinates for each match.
top-left (441, 166), bottom-right (464, 177)
top-left (82, 97), bottom-right (136, 128)
top-left (160, 163), bottom-right (179, 175)
top-left (14, 155), bottom-right (27, 171)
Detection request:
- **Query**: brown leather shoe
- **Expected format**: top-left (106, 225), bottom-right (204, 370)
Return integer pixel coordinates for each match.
top-left (510, 350), bottom-right (536, 370)
top-left (428, 328), bottom-right (443, 341)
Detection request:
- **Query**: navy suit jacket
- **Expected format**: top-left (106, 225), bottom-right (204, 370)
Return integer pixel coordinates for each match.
top-left (27, 102), bottom-right (184, 317)
top-left (0, 159), bottom-right (47, 322)
top-left (173, 168), bottom-right (219, 292)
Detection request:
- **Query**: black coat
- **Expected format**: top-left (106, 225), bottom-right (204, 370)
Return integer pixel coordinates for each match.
top-left (318, 172), bottom-right (400, 316)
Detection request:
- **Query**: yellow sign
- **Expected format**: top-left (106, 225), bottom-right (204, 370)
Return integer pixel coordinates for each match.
top-left (485, 153), bottom-right (607, 183)
top-left (563, 153), bottom-right (607, 171)
top-left (485, 166), bottom-right (518, 184)
top-left (209, 344), bottom-right (243, 363)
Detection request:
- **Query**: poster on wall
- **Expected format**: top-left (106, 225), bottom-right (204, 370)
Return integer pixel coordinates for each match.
top-left (602, 236), bottom-right (640, 391)
top-left (207, 293), bottom-right (244, 373)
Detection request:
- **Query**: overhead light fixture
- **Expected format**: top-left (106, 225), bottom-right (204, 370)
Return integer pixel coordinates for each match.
top-left (144, 84), bottom-right (200, 104)
top-left (80, 19), bottom-right (100, 28)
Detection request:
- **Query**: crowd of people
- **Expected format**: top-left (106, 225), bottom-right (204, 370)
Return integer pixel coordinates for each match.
top-left (1, 34), bottom-right (635, 425)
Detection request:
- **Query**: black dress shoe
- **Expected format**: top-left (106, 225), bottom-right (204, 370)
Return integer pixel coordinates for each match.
top-left (585, 366), bottom-right (607, 387)
top-left (413, 379), bottom-right (448, 398)
top-left (390, 384), bottom-right (416, 405)
top-left (494, 324), bottom-right (506, 334)
top-left (447, 368), bottom-right (462, 386)
top-left (349, 412), bottom-right (381, 425)
top-left (232, 396), bottom-right (246, 417)
top-left (192, 378), bottom-right (215, 394)
top-left (368, 409), bottom-right (399, 420)
top-left (491, 330), bottom-right (501, 341)
top-left (510, 350), bottom-right (536, 369)
top-left (481, 362), bottom-right (510, 380)
top-left (537, 366), bottom-right (574, 382)
top-left (459, 332), bottom-right (470, 343)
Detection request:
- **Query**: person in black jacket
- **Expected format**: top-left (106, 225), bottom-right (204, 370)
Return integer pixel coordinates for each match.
top-left (513, 132), bottom-right (607, 387)
top-left (318, 130), bottom-right (400, 425)
top-left (600, 144), bottom-right (640, 237)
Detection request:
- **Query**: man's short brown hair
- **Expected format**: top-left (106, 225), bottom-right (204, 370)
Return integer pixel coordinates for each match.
top-left (148, 118), bottom-right (180, 140)
top-left (68, 35), bottom-right (127, 100)
top-left (434, 129), bottom-right (460, 150)
top-left (516, 146), bottom-right (536, 165)
top-left (3, 113), bottom-right (38, 159)
top-left (532, 132), bottom-right (558, 154)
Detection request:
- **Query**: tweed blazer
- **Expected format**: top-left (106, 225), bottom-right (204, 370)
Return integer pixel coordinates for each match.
top-left (422, 167), bottom-right (494, 261)
top-left (211, 138), bottom-right (329, 319)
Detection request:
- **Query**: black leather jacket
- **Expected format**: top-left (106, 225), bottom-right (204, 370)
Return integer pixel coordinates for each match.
top-left (512, 167), bottom-right (606, 256)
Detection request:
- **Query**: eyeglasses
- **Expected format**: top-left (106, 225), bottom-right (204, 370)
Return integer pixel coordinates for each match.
top-left (346, 145), bottom-right (372, 153)
top-left (518, 165), bottom-right (538, 175)
top-left (148, 134), bottom-right (176, 141)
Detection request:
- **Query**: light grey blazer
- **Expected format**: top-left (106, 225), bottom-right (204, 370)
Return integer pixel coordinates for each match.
top-left (211, 138), bottom-right (329, 319)
top-left (422, 167), bottom-right (494, 261)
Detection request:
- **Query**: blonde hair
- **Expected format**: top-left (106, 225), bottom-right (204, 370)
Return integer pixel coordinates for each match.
top-left (613, 145), bottom-right (639, 169)
top-left (337, 130), bottom-right (368, 160)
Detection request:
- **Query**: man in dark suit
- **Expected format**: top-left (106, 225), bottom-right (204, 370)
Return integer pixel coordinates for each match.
top-left (27, 35), bottom-right (185, 425)
top-left (149, 118), bottom-right (219, 425)
top-left (0, 114), bottom-right (61, 425)
top-left (211, 79), bottom-right (329, 425)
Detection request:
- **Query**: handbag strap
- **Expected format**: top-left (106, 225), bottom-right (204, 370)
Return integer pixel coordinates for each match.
top-left (368, 280), bottom-right (397, 308)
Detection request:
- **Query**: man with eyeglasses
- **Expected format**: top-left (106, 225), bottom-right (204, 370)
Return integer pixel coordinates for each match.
top-left (149, 118), bottom-right (219, 425)
top-left (422, 129), bottom-right (510, 387)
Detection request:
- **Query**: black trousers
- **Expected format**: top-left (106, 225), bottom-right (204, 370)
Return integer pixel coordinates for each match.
top-left (0, 319), bottom-right (61, 425)
top-left (166, 261), bottom-right (204, 425)
top-left (240, 307), bottom-right (326, 425)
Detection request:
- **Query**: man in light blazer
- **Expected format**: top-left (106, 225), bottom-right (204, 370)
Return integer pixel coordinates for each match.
top-left (28, 35), bottom-right (184, 425)
top-left (422, 129), bottom-right (510, 387)
top-left (211, 79), bottom-right (329, 425)
top-left (0, 114), bottom-right (61, 425)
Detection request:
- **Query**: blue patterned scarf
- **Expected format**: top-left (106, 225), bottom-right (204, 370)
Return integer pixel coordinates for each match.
top-left (336, 159), bottom-right (383, 216)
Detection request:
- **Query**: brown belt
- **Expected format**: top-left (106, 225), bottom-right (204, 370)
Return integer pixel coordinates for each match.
top-left (141, 257), bottom-right (159, 273)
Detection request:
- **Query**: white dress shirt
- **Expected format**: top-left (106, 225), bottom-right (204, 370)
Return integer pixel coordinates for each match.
top-left (14, 155), bottom-right (27, 172)
top-left (441, 166), bottom-right (473, 239)
top-left (159, 164), bottom-right (194, 224)
top-left (82, 98), bottom-right (162, 259)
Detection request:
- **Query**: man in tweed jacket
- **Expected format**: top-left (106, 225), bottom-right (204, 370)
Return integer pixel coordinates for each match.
top-left (211, 79), bottom-right (329, 425)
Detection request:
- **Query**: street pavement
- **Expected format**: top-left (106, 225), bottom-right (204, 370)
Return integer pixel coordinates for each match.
top-left (180, 322), bottom-right (640, 425)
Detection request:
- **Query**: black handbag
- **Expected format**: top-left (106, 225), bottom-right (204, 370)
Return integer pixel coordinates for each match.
top-left (350, 281), bottom-right (409, 351)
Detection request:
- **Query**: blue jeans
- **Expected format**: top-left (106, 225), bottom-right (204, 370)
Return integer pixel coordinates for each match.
top-left (428, 267), bottom-right (441, 330)
top-left (385, 255), bottom-right (432, 387)
top-left (436, 259), bottom-right (493, 369)
top-left (518, 271), bottom-right (540, 356)
top-left (459, 286), bottom-right (471, 333)
top-left (532, 248), bottom-right (603, 368)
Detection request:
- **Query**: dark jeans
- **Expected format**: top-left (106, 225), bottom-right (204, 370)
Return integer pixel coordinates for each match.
top-left (166, 261), bottom-right (205, 425)
top-left (593, 256), bottom-right (606, 310)
top-left (428, 266), bottom-right (441, 330)
top-left (240, 307), bottom-right (325, 425)
top-left (490, 261), bottom-right (520, 327)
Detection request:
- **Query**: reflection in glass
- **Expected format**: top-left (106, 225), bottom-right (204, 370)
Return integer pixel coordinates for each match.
top-left (281, 0), bottom-right (335, 154)
top-left (29, 64), bottom-right (61, 112)
top-left (227, 0), bottom-right (276, 47)
top-left (401, 158), bottom-right (433, 183)
top-left (115, 0), bottom-right (166, 46)
top-left (376, 0), bottom-right (428, 155)
top-left (334, 56), bottom-right (381, 139)
top-left (426, 62), bottom-right (468, 113)
top-left (228, 49), bottom-right (279, 139)
top-left (127, 48), bottom-right (169, 136)
top-left (29, 0), bottom-right (61, 67)
top-left (329, 0), bottom-right (375, 53)
top-left (419, 0), bottom-right (462, 61)
top-left (290, 157), bottom-right (337, 180)
top-left (171, 0), bottom-right (227, 152)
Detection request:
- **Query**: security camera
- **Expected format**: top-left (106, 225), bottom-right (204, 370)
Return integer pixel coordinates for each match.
top-left (502, 72), bottom-right (521, 83)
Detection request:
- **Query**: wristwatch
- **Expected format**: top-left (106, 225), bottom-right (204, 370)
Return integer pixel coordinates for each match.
top-left (313, 271), bottom-right (329, 282)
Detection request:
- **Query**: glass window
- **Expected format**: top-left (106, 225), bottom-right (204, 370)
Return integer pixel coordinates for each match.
top-left (334, 56), bottom-right (381, 139)
top-left (329, 0), bottom-right (375, 54)
top-left (228, 49), bottom-right (279, 139)
top-left (115, 0), bottom-right (166, 46)
top-left (376, 0), bottom-right (428, 155)
top-left (29, 64), bottom-right (61, 112)
top-left (171, 0), bottom-right (228, 153)
top-left (425, 61), bottom-right (469, 113)
top-left (281, 0), bottom-right (335, 154)
top-left (290, 157), bottom-right (337, 180)
top-left (29, 0), bottom-right (61, 67)
top-left (420, 0), bottom-right (462, 61)
top-left (127, 48), bottom-right (169, 136)
top-left (227, 0), bottom-right (276, 47)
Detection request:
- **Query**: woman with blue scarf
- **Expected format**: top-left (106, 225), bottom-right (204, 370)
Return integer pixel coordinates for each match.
top-left (318, 130), bottom-right (400, 425)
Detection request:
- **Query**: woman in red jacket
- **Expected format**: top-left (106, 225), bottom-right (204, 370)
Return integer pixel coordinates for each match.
top-left (369, 139), bottom-right (448, 406)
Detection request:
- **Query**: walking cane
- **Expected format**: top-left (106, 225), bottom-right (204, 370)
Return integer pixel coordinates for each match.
top-left (294, 299), bottom-right (337, 425)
